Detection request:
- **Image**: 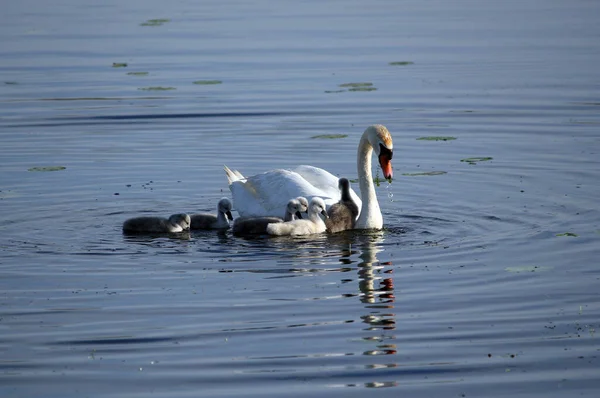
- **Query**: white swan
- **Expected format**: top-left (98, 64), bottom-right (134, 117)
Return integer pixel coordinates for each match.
top-left (266, 197), bottom-right (328, 236)
top-left (225, 124), bottom-right (393, 229)
top-left (123, 213), bottom-right (191, 233)
top-left (325, 178), bottom-right (360, 233)
top-left (190, 198), bottom-right (233, 230)
top-left (232, 197), bottom-right (307, 235)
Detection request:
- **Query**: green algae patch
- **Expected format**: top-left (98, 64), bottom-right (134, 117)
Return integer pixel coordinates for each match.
top-left (193, 80), bottom-right (222, 85)
top-left (461, 157), bottom-right (493, 164)
top-left (0, 190), bottom-right (19, 199)
top-left (505, 266), bottom-right (552, 273)
top-left (389, 61), bottom-right (414, 66)
top-left (28, 166), bottom-right (66, 172)
top-left (339, 82), bottom-right (373, 88)
top-left (417, 136), bottom-right (456, 141)
top-left (4, 81), bottom-right (18, 85)
top-left (112, 62), bottom-right (128, 68)
top-left (348, 87), bottom-right (377, 92)
top-left (402, 171), bottom-right (447, 176)
top-left (138, 86), bottom-right (176, 91)
top-left (556, 232), bottom-right (578, 237)
top-left (324, 89), bottom-right (346, 94)
top-left (127, 72), bottom-right (149, 76)
top-left (140, 18), bottom-right (170, 26)
top-left (311, 134), bottom-right (348, 139)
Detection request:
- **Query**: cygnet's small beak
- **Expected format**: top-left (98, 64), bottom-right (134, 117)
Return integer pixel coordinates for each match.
top-left (321, 209), bottom-right (329, 219)
top-left (226, 211), bottom-right (234, 221)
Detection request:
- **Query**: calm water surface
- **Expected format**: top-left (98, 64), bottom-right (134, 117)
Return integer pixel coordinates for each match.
top-left (1, 0), bottom-right (599, 397)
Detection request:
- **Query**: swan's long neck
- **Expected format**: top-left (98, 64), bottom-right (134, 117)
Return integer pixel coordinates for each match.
top-left (356, 134), bottom-right (383, 229)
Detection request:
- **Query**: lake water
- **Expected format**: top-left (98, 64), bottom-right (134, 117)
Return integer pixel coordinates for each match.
top-left (1, 0), bottom-right (599, 396)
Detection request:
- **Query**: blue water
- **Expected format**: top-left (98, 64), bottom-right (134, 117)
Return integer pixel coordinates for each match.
top-left (1, 0), bottom-right (599, 397)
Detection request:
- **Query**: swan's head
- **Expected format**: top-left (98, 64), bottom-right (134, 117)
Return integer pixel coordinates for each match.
top-left (286, 198), bottom-right (304, 220)
top-left (309, 197), bottom-right (329, 219)
top-left (170, 213), bottom-right (191, 231)
top-left (296, 196), bottom-right (309, 215)
top-left (218, 198), bottom-right (234, 221)
top-left (366, 124), bottom-right (394, 182)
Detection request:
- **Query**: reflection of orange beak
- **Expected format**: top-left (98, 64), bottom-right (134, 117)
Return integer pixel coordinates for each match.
top-left (379, 154), bottom-right (393, 182)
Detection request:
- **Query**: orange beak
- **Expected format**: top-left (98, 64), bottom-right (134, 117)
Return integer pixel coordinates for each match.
top-left (379, 153), bottom-right (393, 182)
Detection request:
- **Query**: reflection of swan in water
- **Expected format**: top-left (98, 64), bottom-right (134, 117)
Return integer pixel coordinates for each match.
top-left (350, 231), bottom-right (396, 330)
top-left (123, 213), bottom-right (191, 233)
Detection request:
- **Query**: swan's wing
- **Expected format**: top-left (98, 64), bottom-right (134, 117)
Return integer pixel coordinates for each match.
top-left (224, 165), bottom-right (243, 184)
top-left (293, 165), bottom-right (363, 212)
top-left (228, 168), bottom-right (339, 217)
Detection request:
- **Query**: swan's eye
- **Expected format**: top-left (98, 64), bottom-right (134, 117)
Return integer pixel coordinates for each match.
top-left (379, 144), bottom-right (393, 160)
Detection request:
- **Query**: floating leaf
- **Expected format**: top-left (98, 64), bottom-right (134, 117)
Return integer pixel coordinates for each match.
top-left (324, 90), bottom-right (345, 94)
top-left (193, 80), bottom-right (222, 85)
top-left (339, 82), bottom-right (373, 88)
top-left (402, 171), bottom-right (447, 176)
top-left (311, 134), bottom-right (348, 139)
top-left (389, 61), bottom-right (414, 66)
top-left (28, 166), bottom-right (66, 172)
top-left (570, 119), bottom-right (600, 125)
top-left (556, 232), bottom-right (578, 237)
top-left (127, 72), bottom-right (149, 76)
top-left (4, 81), bottom-right (18, 85)
top-left (140, 18), bottom-right (170, 26)
top-left (417, 136), bottom-right (457, 141)
top-left (348, 87), bottom-right (377, 92)
top-left (112, 62), bottom-right (128, 68)
top-left (505, 266), bottom-right (552, 273)
top-left (138, 86), bottom-right (176, 91)
top-left (461, 157), bottom-right (493, 164)
top-left (0, 190), bottom-right (19, 199)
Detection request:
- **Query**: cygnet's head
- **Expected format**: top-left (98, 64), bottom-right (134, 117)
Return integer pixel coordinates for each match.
top-left (296, 196), bottom-right (309, 214)
top-left (218, 198), bottom-right (234, 221)
top-left (286, 198), bottom-right (303, 219)
top-left (309, 197), bottom-right (328, 219)
top-left (338, 178), bottom-right (350, 192)
top-left (170, 213), bottom-right (191, 230)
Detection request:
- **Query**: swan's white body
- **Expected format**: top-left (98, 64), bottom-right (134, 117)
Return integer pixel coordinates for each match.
top-left (266, 197), bottom-right (328, 236)
top-left (225, 125), bottom-right (393, 230)
top-left (225, 165), bottom-right (361, 217)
